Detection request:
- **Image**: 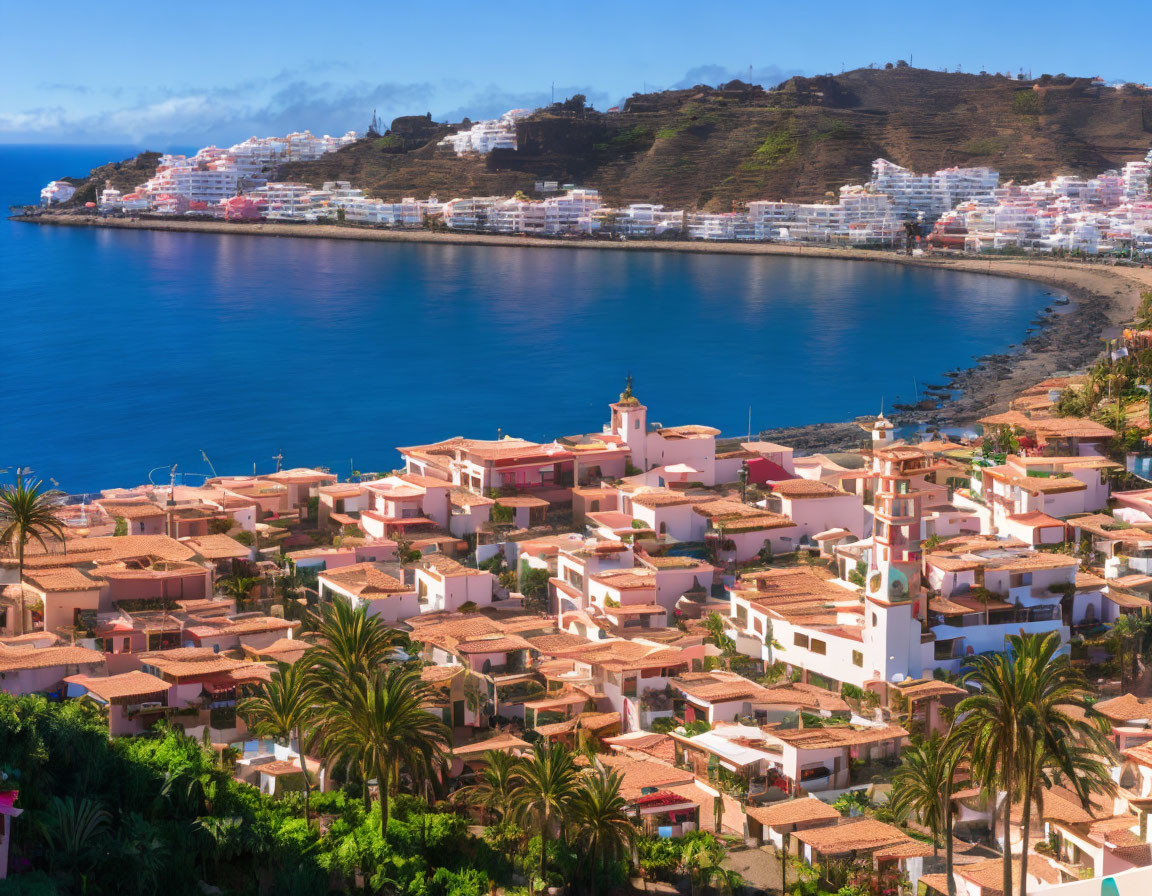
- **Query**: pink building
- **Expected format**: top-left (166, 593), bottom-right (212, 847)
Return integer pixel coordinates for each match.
top-left (65, 670), bottom-right (172, 736)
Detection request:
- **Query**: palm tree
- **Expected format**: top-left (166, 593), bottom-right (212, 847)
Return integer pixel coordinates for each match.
top-left (958, 632), bottom-right (1118, 896)
top-left (459, 749), bottom-right (519, 823)
top-left (956, 647), bottom-right (1024, 896)
top-left (43, 795), bottom-right (111, 885)
top-left (218, 574), bottom-right (261, 609)
top-left (572, 767), bottom-right (635, 896)
top-left (510, 741), bottom-right (581, 884)
top-left (305, 599), bottom-right (399, 812)
top-left (1107, 614), bottom-right (1152, 691)
top-left (306, 597), bottom-right (397, 689)
top-left (679, 834), bottom-right (725, 896)
top-left (703, 612), bottom-right (736, 668)
top-left (1009, 632), bottom-right (1116, 896)
top-left (0, 477), bottom-right (66, 635)
top-left (890, 734), bottom-right (959, 858)
top-left (238, 662), bottom-right (316, 822)
top-left (324, 664), bottom-right (448, 836)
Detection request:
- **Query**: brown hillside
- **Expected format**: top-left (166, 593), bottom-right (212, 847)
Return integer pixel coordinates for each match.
top-left (60, 67), bottom-right (1152, 213)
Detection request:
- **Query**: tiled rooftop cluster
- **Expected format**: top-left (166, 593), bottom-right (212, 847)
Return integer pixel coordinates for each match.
top-left (6, 379), bottom-right (1152, 892)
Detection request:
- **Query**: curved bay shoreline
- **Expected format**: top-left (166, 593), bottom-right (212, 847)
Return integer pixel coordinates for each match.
top-left (17, 214), bottom-right (1152, 451)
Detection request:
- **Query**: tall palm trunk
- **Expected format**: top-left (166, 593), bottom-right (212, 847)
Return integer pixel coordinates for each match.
top-left (1018, 754), bottom-right (1038, 896)
top-left (16, 538), bottom-right (25, 636)
top-left (294, 724), bottom-right (311, 824)
top-left (539, 806), bottom-right (550, 884)
top-left (379, 762), bottom-right (391, 838)
top-left (945, 765), bottom-right (957, 896)
top-left (1002, 782), bottom-right (1014, 896)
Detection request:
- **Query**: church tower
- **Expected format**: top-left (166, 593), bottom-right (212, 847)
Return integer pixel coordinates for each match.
top-left (863, 445), bottom-right (927, 683)
top-left (609, 376), bottom-right (648, 471)
top-left (872, 412), bottom-right (895, 450)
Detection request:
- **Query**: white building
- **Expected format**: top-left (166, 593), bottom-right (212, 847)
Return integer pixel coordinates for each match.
top-left (40, 180), bottom-right (76, 205)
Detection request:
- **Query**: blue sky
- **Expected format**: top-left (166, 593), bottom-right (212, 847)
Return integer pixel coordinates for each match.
top-left (2, 0), bottom-right (1150, 147)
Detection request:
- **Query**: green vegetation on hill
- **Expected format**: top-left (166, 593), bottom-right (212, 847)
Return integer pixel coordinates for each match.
top-left (273, 67), bottom-right (1152, 211)
top-left (50, 66), bottom-right (1152, 212)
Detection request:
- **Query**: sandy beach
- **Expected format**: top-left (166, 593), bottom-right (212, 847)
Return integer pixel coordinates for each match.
top-left (17, 213), bottom-right (1152, 443)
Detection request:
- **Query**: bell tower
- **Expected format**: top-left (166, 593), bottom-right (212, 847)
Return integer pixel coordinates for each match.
top-left (863, 445), bottom-right (926, 682)
top-left (609, 376), bottom-right (648, 471)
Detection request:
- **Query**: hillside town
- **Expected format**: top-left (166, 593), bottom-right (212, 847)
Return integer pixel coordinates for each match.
top-left (7, 349), bottom-right (1152, 894)
top-left (37, 116), bottom-right (1152, 255)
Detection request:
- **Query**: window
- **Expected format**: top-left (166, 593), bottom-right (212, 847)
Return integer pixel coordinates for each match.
top-left (635, 420), bottom-right (640, 430)
top-left (810, 640), bottom-right (827, 656)
top-left (793, 633), bottom-right (809, 649)
top-left (623, 675), bottom-right (638, 698)
top-left (754, 618), bottom-right (763, 635)
top-left (872, 613), bottom-right (878, 626)
top-left (852, 650), bottom-right (863, 667)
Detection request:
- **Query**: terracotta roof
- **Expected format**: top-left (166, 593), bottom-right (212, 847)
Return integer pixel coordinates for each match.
top-left (746, 798), bottom-right (841, 828)
top-left (1094, 693), bottom-right (1152, 723)
top-left (318, 562), bottom-right (410, 595)
top-left (591, 569), bottom-right (656, 590)
top-left (398, 472), bottom-right (451, 489)
top-left (770, 480), bottom-right (847, 499)
top-left (452, 733), bottom-right (531, 757)
top-left (630, 489), bottom-right (707, 509)
top-left (597, 752), bottom-right (695, 798)
top-left (957, 857), bottom-right (1062, 893)
top-left (454, 635), bottom-right (533, 654)
top-left (256, 759), bottom-right (308, 777)
top-left (181, 534), bottom-right (251, 560)
top-left (768, 723), bottom-right (908, 750)
top-left (450, 489), bottom-right (495, 508)
top-left (420, 665), bottom-right (465, 684)
top-left (94, 499), bottom-right (166, 519)
top-left (24, 535), bottom-right (195, 565)
top-left (672, 671), bottom-right (775, 704)
top-left (24, 568), bottom-right (102, 592)
top-left (493, 495), bottom-right (550, 508)
top-left (138, 648), bottom-right (248, 678)
top-left (1031, 417), bottom-right (1116, 439)
top-left (536, 711), bottom-right (621, 737)
top-left (792, 818), bottom-right (919, 856)
top-left (1005, 511), bottom-right (1066, 528)
top-left (527, 632), bottom-right (592, 654)
top-left (243, 638), bottom-right (308, 662)
top-left (421, 554), bottom-right (484, 577)
top-left (65, 671), bottom-right (171, 701)
top-left (0, 645), bottom-right (105, 673)
top-left (897, 680), bottom-right (967, 700)
top-left (1123, 741), bottom-right (1152, 768)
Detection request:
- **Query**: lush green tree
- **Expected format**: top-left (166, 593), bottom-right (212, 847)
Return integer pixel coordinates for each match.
top-left (509, 741), bottom-right (580, 884)
top-left (889, 734), bottom-right (959, 858)
top-left (458, 750), bottom-right (518, 823)
top-left (323, 665), bottom-right (449, 836)
top-left (0, 478), bottom-right (66, 635)
top-left (1010, 632), bottom-right (1115, 896)
top-left (957, 632), bottom-right (1117, 896)
top-left (238, 662), bottom-right (316, 822)
top-left (572, 768), bottom-right (634, 896)
top-left (218, 574), bottom-right (261, 609)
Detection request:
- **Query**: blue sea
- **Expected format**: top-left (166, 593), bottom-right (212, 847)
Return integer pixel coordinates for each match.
top-left (0, 144), bottom-right (1058, 495)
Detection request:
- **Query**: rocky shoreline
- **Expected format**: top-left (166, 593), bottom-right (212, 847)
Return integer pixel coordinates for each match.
top-left (16, 213), bottom-right (1152, 456)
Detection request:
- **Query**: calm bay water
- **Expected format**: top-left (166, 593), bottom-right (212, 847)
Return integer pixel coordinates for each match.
top-left (1, 145), bottom-right (1057, 494)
